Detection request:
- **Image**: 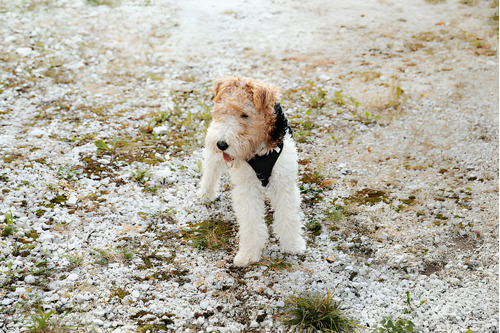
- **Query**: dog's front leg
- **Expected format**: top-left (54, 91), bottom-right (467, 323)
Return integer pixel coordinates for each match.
top-left (197, 148), bottom-right (224, 201)
top-left (231, 169), bottom-right (268, 267)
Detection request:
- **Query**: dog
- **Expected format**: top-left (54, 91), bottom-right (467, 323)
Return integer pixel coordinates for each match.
top-left (197, 77), bottom-right (306, 266)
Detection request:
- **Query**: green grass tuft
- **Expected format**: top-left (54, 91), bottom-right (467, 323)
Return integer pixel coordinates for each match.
top-left (282, 290), bottom-right (363, 332)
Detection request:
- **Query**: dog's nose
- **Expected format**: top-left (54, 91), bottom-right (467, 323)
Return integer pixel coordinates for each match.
top-left (217, 140), bottom-right (229, 151)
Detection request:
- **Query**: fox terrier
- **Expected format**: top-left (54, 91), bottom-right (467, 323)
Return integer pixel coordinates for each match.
top-left (197, 77), bottom-right (306, 266)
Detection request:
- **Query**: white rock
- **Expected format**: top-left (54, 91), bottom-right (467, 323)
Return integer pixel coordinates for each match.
top-left (2, 298), bottom-right (13, 305)
top-left (38, 232), bottom-right (54, 242)
top-left (131, 290), bottom-right (140, 299)
top-left (67, 195), bottom-right (78, 206)
top-left (67, 273), bottom-right (79, 281)
top-left (24, 275), bottom-right (36, 284)
top-left (76, 294), bottom-right (86, 304)
top-left (153, 126), bottom-right (170, 135)
top-left (16, 47), bottom-right (33, 56)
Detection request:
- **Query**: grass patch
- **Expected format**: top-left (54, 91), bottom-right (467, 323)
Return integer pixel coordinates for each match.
top-left (282, 290), bottom-right (363, 332)
top-left (253, 257), bottom-right (293, 275)
top-left (348, 188), bottom-right (390, 206)
top-left (183, 218), bottom-right (234, 251)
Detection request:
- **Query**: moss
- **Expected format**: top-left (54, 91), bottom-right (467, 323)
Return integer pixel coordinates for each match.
top-left (111, 288), bottom-right (130, 300)
top-left (35, 209), bottom-right (46, 217)
top-left (50, 194), bottom-right (68, 205)
top-left (3, 153), bottom-right (23, 164)
top-left (306, 220), bottom-right (322, 236)
top-left (183, 218), bottom-right (235, 251)
top-left (151, 269), bottom-right (190, 285)
top-left (348, 188), bottom-right (390, 206)
top-left (136, 324), bottom-right (170, 332)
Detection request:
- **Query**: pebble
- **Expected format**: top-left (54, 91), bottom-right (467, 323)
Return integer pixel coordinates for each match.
top-left (67, 195), bottom-right (78, 206)
top-left (153, 126), bottom-right (170, 135)
top-left (1, 298), bottom-right (13, 306)
top-left (24, 275), bottom-right (36, 284)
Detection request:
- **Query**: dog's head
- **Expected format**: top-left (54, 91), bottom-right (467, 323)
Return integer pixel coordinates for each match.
top-left (206, 77), bottom-right (285, 166)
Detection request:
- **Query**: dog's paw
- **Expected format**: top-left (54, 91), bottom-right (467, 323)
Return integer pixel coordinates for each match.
top-left (196, 187), bottom-right (216, 202)
top-left (233, 250), bottom-right (261, 267)
top-left (280, 236), bottom-right (306, 255)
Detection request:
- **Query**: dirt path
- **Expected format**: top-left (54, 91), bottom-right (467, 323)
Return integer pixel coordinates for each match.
top-left (0, 0), bottom-right (498, 332)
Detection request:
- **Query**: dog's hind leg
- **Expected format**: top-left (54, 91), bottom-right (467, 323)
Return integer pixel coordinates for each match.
top-left (268, 180), bottom-right (306, 255)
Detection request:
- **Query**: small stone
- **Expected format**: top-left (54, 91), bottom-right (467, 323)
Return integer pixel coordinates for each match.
top-left (153, 126), bottom-right (170, 135)
top-left (66, 273), bottom-right (79, 281)
top-left (326, 255), bottom-right (336, 263)
top-left (131, 290), bottom-right (140, 299)
top-left (24, 275), bottom-right (36, 284)
top-left (67, 195), bottom-right (78, 206)
top-left (2, 298), bottom-right (13, 306)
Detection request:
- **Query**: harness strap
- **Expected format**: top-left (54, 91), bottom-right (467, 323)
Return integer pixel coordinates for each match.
top-left (247, 142), bottom-right (284, 187)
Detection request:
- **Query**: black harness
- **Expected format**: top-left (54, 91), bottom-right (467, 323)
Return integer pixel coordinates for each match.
top-left (247, 103), bottom-right (292, 187)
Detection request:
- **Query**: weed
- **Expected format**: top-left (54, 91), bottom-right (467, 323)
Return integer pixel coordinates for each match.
top-left (24, 300), bottom-right (81, 333)
top-left (118, 247), bottom-right (134, 261)
top-left (0, 260), bottom-right (23, 288)
top-left (94, 135), bottom-right (117, 156)
top-left (27, 309), bottom-right (54, 333)
top-left (403, 290), bottom-right (427, 314)
top-left (374, 317), bottom-right (417, 333)
top-left (300, 183), bottom-right (324, 205)
top-left (374, 291), bottom-right (426, 332)
top-left (333, 91), bottom-right (347, 106)
top-left (131, 168), bottom-right (151, 185)
top-left (1, 210), bottom-right (16, 237)
top-left (64, 254), bottom-right (83, 270)
top-left (361, 111), bottom-right (381, 124)
top-left (57, 165), bottom-right (80, 181)
top-left (307, 88), bottom-right (327, 109)
top-left (282, 289), bottom-right (363, 332)
top-left (90, 248), bottom-right (111, 266)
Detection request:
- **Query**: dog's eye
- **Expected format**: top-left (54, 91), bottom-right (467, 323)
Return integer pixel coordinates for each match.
top-left (241, 114), bottom-right (249, 119)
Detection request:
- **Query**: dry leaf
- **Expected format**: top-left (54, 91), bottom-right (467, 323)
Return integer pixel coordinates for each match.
top-left (326, 255), bottom-right (336, 263)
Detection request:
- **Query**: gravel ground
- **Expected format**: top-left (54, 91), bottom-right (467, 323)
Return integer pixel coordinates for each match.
top-left (0, 0), bottom-right (498, 332)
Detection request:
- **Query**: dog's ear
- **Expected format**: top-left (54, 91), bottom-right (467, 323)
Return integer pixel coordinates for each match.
top-left (212, 77), bottom-right (238, 102)
top-left (269, 103), bottom-right (291, 143)
top-left (249, 81), bottom-right (281, 113)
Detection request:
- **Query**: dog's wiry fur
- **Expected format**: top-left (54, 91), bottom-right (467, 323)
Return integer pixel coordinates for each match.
top-left (197, 77), bottom-right (306, 266)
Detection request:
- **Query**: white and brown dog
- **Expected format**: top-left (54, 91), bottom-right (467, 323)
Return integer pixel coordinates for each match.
top-left (197, 77), bottom-right (306, 266)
